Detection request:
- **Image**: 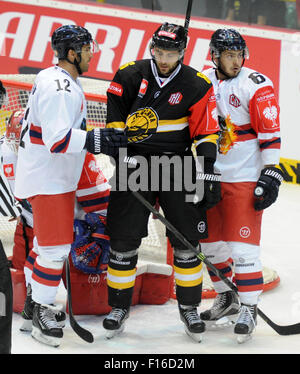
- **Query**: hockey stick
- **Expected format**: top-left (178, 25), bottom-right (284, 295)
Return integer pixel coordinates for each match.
top-left (65, 258), bottom-right (94, 343)
top-left (131, 190), bottom-right (300, 336)
top-left (184, 0), bottom-right (193, 36)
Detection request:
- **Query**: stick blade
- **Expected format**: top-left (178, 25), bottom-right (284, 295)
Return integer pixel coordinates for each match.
top-left (69, 317), bottom-right (94, 343)
top-left (258, 309), bottom-right (300, 336)
top-left (65, 259), bottom-right (94, 343)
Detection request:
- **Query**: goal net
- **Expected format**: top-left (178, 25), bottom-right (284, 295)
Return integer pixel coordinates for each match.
top-left (0, 74), bottom-right (279, 298)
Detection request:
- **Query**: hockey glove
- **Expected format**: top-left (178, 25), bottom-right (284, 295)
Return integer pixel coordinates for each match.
top-left (198, 173), bottom-right (221, 210)
top-left (254, 166), bottom-right (283, 211)
top-left (85, 128), bottom-right (127, 156)
top-left (71, 215), bottom-right (109, 274)
top-left (196, 159), bottom-right (221, 210)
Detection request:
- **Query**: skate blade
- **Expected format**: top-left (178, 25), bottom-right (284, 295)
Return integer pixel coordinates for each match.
top-left (236, 333), bottom-right (253, 344)
top-left (183, 326), bottom-right (203, 343)
top-left (205, 315), bottom-right (237, 330)
top-left (20, 319), bottom-right (65, 332)
top-left (31, 326), bottom-right (62, 347)
top-left (20, 319), bottom-right (33, 332)
top-left (105, 323), bottom-right (125, 339)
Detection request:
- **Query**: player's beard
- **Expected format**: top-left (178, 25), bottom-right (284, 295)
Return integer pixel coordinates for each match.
top-left (218, 61), bottom-right (241, 79)
top-left (156, 61), bottom-right (179, 77)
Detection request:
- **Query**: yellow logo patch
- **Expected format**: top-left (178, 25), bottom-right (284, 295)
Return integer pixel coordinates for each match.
top-left (126, 107), bottom-right (158, 143)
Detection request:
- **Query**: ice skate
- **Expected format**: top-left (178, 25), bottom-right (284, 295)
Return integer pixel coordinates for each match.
top-left (20, 284), bottom-right (66, 332)
top-left (200, 291), bottom-right (240, 329)
top-left (103, 307), bottom-right (129, 339)
top-left (234, 303), bottom-right (257, 344)
top-left (179, 304), bottom-right (205, 343)
top-left (31, 303), bottom-right (64, 347)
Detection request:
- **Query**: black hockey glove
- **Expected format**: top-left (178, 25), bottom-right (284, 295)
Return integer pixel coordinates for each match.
top-left (254, 166), bottom-right (283, 211)
top-left (85, 128), bottom-right (127, 156)
top-left (196, 160), bottom-right (221, 210)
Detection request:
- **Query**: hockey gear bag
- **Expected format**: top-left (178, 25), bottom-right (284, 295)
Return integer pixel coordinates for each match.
top-left (254, 166), bottom-right (283, 211)
top-left (85, 128), bottom-right (127, 156)
top-left (71, 213), bottom-right (110, 274)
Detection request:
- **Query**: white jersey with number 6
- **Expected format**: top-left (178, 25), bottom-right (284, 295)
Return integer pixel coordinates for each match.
top-left (15, 66), bottom-right (87, 199)
top-left (202, 67), bottom-right (281, 183)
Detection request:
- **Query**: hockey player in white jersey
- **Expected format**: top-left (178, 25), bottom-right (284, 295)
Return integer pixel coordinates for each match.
top-left (200, 29), bottom-right (283, 343)
top-left (14, 25), bottom-right (126, 347)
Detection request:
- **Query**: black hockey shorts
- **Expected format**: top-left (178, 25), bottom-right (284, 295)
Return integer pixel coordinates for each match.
top-left (106, 153), bottom-right (208, 250)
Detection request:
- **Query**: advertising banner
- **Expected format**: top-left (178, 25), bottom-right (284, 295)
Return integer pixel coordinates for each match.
top-left (1, 0), bottom-right (300, 182)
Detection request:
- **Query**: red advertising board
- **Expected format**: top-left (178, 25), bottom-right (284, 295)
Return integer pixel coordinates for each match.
top-left (0, 0), bottom-right (280, 95)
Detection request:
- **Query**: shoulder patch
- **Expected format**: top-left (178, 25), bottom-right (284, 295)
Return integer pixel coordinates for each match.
top-left (196, 72), bottom-right (211, 84)
top-left (107, 82), bottom-right (123, 97)
top-left (119, 61), bottom-right (135, 70)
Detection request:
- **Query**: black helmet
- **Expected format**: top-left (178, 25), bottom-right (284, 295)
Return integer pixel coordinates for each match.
top-left (151, 22), bottom-right (187, 52)
top-left (210, 28), bottom-right (249, 58)
top-left (51, 25), bottom-right (93, 60)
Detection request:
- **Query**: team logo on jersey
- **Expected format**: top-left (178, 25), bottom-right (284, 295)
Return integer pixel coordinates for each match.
top-left (263, 104), bottom-right (278, 127)
top-left (229, 94), bottom-right (241, 108)
top-left (168, 92), bottom-right (182, 105)
top-left (107, 82), bottom-right (123, 96)
top-left (126, 107), bottom-right (158, 142)
top-left (218, 114), bottom-right (238, 155)
top-left (138, 79), bottom-right (148, 98)
top-left (88, 159), bottom-right (101, 173)
top-left (3, 163), bottom-right (14, 178)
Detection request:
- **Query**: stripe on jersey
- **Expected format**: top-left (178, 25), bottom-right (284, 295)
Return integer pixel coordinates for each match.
top-left (106, 121), bottom-right (126, 130)
top-left (77, 191), bottom-right (110, 213)
top-left (50, 129), bottom-right (72, 153)
top-left (157, 117), bottom-right (188, 132)
top-left (194, 133), bottom-right (219, 147)
top-left (29, 124), bottom-right (44, 145)
top-left (259, 137), bottom-right (281, 150)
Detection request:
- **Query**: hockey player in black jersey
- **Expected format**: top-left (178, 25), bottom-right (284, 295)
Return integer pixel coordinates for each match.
top-left (103, 22), bottom-right (221, 342)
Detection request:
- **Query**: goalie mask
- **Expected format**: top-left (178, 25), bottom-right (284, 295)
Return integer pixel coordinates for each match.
top-left (5, 109), bottom-right (24, 154)
top-left (51, 25), bottom-right (98, 74)
top-left (150, 23), bottom-right (187, 62)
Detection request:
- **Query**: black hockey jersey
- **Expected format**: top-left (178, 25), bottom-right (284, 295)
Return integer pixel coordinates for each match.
top-left (106, 59), bottom-right (219, 160)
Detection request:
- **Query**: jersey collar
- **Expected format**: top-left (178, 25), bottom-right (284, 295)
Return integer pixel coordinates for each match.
top-left (150, 60), bottom-right (181, 88)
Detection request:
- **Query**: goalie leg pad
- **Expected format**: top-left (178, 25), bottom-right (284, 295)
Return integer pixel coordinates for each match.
top-left (107, 248), bottom-right (138, 309)
top-left (173, 248), bottom-right (203, 306)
